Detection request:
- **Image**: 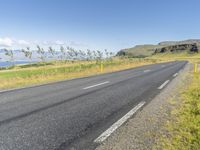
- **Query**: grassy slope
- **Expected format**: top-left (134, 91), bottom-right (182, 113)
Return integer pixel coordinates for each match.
top-left (120, 45), bottom-right (164, 57)
top-left (0, 58), bottom-right (160, 90)
top-left (155, 71), bottom-right (200, 150)
top-left (152, 54), bottom-right (200, 150)
top-left (120, 41), bottom-right (200, 58)
top-left (150, 52), bottom-right (200, 63)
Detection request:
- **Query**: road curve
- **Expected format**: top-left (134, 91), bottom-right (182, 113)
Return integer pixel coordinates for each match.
top-left (0, 61), bottom-right (187, 150)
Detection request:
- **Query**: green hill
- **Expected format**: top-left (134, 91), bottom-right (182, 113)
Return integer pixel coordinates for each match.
top-left (117, 45), bottom-right (165, 57)
top-left (117, 39), bottom-right (200, 57)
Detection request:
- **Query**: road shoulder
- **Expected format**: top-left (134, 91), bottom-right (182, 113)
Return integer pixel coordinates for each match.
top-left (96, 63), bottom-right (192, 150)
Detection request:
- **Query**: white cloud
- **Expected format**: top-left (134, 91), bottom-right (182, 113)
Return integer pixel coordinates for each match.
top-left (0, 37), bottom-right (13, 47)
top-left (42, 41), bottom-right (50, 45)
top-left (18, 40), bottom-right (29, 45)
top-left (0, 37), bottom-right (30, 48)
top-left (55, 40), bottom-right (65, 45)
top-left (69, 41), bottom-right (88, 47)
top-left (0, 37), bottom-right (88, 50)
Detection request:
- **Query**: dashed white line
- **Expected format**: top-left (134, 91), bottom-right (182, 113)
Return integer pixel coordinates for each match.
top-left (144, 69), bottom-right (151, 73)
top-left (83, 81), bottom-right (110, 90)
top-left (173, 73), bottom-right (178, 77)
top-left (161, 65), bottom-right (165, 67)
top-left (94, 101), bottom-right (146, 143)
top-left (158, 80), bottom-right (170, 90)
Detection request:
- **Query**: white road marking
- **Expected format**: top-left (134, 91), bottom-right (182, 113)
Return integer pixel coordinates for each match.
top-left (144, 69), bottom-right (151, 73)
top-left (83, 81), bottom-right (110, 90)
top-left (161, 65), bottom-right (165, 67)
top-left (158, 80), bottom-right (170, 90)
top-left (173, 73), bottom-right (178, 77)
top-left (94, 101), bottom-right (146, 143)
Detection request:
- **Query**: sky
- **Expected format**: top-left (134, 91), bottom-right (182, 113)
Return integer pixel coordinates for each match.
top-left (0, 0), bottom-right (200, 52)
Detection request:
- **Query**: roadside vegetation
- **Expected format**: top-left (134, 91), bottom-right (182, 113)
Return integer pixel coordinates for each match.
top-left (0, 47), bottom-right (161, 90)
top-left (1, 46), bottom-right (200, 91)
top-left (151, 52), bottom-right (200, 63)
top-left (155, 61), bottom-right (200, 150)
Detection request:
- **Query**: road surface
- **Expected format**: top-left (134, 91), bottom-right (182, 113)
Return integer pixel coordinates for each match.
top-left (0, 61), bottom-right (187, 150)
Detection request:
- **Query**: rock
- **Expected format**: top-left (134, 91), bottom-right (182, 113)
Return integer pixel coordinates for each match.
top-left (154, 43), bottom-right (199, 53)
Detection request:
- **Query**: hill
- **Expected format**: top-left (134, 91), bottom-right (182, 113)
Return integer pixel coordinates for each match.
top-left (117, 39), bottom-right (200, 57)
top-left (117, 44), bottom-right (165, 57)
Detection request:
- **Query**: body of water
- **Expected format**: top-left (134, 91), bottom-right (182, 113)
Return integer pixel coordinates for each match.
top-left (0, 61), bottom-right (36, 67)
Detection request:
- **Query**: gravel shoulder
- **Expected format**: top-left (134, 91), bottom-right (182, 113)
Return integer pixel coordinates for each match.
top-left (96, 63), bottom-right (192, 150)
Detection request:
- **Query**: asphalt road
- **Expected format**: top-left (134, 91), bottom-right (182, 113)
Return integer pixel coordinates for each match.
top-left (0, 61), bottom-right (187, 150)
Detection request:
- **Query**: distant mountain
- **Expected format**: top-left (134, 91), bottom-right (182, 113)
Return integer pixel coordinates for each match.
top-left (158, 39), bottom-right (200, 46)
top-left (117, 39), bottom-right (200, 57)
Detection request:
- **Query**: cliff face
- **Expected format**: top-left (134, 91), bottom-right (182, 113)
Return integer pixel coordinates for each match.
top-left (154, 43), bottom-right (199, 54)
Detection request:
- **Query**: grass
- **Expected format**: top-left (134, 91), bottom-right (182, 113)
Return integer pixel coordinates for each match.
top-left (150, 52), bottom-right (200, 149)
top-left (155, 67), bottom-right (200, 150)
top-left (119, 44), bottom-right (165, 57)
top-left (0, 57), bottom-right (161, 90)
top-left (150, 52), bottom-right (200, 63)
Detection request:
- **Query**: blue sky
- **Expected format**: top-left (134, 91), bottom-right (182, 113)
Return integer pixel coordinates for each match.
top-left (0, 0), bottom-right (200, 52)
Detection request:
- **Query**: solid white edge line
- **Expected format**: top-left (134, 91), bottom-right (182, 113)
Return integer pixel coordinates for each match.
top-left (173, 73), bottom-right (178, 77)
top-left (83, 81), bottom-right (110, 90)
top-left (94, 101), bottom-right (146, 143)
top-left (158, 80), bottom-right (170, 90)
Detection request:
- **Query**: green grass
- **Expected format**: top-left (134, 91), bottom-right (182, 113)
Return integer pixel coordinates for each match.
top-left (119, 44), bottom-right (165, 57)
top-left (155, 71), bottom-right (200, 150)
top-left (0, 63), bottom-right (98, 79)
top-left (150, 52), bottom-right (200, 63)
top-left (0, 58), bottom-right (160, 89)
